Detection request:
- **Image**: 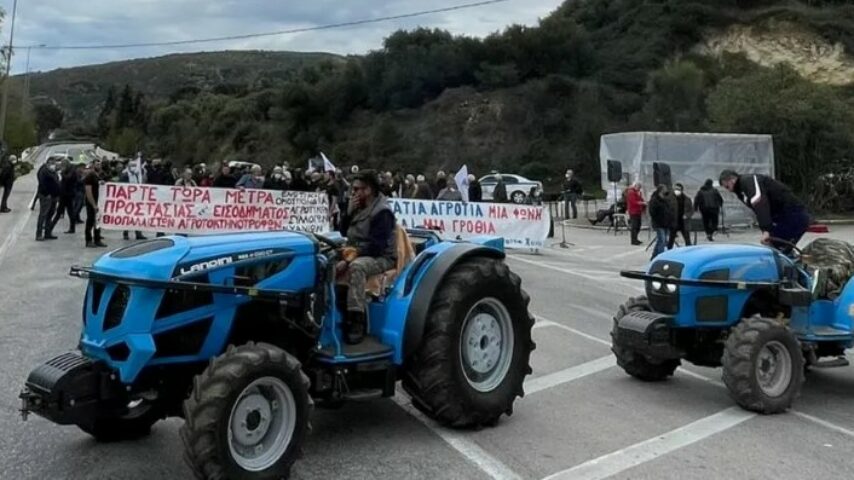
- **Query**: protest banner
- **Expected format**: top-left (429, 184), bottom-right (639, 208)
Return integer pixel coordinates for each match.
top-left (388, 198), bottom-right (551, 250)
top-left (97, 183), bottom-right (330, 235)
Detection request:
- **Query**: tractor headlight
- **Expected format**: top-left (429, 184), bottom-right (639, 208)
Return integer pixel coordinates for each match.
top-left (665, 283), bottom-right (678, 293)
top-left (652, 281), bottom-right (662, 291)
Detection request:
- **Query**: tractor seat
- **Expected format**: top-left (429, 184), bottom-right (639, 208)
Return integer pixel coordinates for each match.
top-left (365, 226), bottom-right (416, 297)
top-left (336, 226), bottom-right (417, 297)
top-left (801, 238), bottom-right (854, 299)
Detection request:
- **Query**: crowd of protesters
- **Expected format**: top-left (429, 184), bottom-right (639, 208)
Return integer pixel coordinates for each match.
top-left (32, 151), bottom-right (528, 247)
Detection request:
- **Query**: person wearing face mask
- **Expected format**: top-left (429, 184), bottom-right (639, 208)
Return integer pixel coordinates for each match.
top-left (36, 158), bottom-right (62, 241)
top-left (236, 165), bottom-right (265, 189)
top-left (0, 153), bottom-right (16, 213)
top-left (648, 185), bottom-right (673, 260)
top-left (122, 155), bottom-right (148, 241)
top-left (467, 174), bottom-right (482, 203)
top-left (667, 182), bottom-right (693, 249)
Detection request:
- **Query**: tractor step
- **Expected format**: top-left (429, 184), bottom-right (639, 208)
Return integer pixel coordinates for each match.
top-left (316, 336), bottom-right (393, 362)
top-left (343, 389), bottom-right (384, 401)
top-left (812, 357), bottom-right (850, 369)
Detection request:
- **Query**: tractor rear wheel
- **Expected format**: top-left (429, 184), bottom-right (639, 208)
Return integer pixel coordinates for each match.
top-left (611, 296), bottom-right (680, 381)
top-left (403, 257), bottom-right (535, 428)
top-left (181, 342), bottom-right (312, 480)
top-left (722, 315), bottom-right (804, 414)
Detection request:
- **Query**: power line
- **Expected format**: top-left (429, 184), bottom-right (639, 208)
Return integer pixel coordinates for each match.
top-left (25, 0), bottom-right (512, 51)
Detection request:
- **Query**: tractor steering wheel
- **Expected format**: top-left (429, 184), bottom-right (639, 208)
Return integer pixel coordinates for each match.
top-left (315, 233), bottom-right (345, 250)
top-left (766, 236), bottom-right (804, 259)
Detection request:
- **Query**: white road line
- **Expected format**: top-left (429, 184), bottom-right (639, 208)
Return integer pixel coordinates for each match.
top-left (542, 407), bottom-right (756, 480)
top-left (606, 247), bottom-right (648, 261)
top-left (524, 355), bottom-right (616, 395)
top-left (533, 316), bottom-right (611, 347)
top-left (0, 204), bottom-right (33, 269)
top-left (508, 255), bottom-right (645, 293)
top-left (391, 392), bottom-right (523, 480)
top-left (792, 411), bottom-right (854, 439)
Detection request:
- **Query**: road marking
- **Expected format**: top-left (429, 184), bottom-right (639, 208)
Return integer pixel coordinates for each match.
top-left (606, 247), bottom-right (648, 261)
top-left (533, 316), bottom-right (611, 347)
top-left (537, 314), bottom-right (854, 447)
top-left (508, 255), bottom-right (645, 293)
top-left (542, 407), bottom-right (756, 480)
top-left (792, 411), bottom-right (854, 439)
top-left (0, 202), bottom-right (33, 269)
top-left (524, 355), bottom-right (616, 395)
top-left (392, 391), bottom-right (523, 480)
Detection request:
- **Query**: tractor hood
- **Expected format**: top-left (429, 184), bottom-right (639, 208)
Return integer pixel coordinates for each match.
top-left (92, 232), bottom-right (317, 280)
top-left (649, 244), bottom-right (786, 284)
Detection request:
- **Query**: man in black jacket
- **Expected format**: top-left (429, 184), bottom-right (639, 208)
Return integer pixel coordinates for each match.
top-left (563, 170), bottom-right (583, 219)
top-left (648, 185), bottom-right (674, 260)
top-left (720, 170), bottom-right (810, 254)
top-left (36, 158), bottom-right (62, 241)
top-left (468, 174), bottom-right (483, 202)
top-left (0, 154), bottom-right (15, 213)
top-left (51, 160), bottom-right (80, 234)
top-left (667, 183), bottom-right (693, 249)
top-left (694, 179), bottom-right (724, 241)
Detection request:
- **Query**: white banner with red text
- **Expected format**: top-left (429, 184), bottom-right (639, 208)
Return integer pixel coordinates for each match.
top-left (388, 199), bottom-right (550, 250)
top-left (97, 183), bottom-right (330, 234)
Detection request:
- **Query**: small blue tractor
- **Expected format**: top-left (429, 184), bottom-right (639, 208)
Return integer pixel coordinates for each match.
top-left (20, 228), bottom-right (534, 479)
top-left (613, 237), bottom-right (854, 414)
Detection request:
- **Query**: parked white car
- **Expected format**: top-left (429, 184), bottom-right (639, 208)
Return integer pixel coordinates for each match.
top-left (479, 174), bottom-right (542, 204)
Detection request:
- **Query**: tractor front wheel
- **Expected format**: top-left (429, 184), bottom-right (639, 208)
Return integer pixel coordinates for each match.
top-left (77, 399), bottom-right (165, 442)
top-left (722, 315), bottom-right (804, 414)
top-left (181, 342), bottom-right (312, 480)
top-left (611, 296), bottom-right (680, 381)
top-left (403, 257), bottom-right (535, 428)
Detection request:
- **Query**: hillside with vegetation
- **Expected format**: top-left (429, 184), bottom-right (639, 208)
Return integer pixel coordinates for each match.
top-left (13, 0), bottom-right (854, 210)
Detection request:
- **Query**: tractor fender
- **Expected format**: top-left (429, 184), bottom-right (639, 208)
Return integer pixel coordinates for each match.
top-left (403, 244), bottom-right (505, 359)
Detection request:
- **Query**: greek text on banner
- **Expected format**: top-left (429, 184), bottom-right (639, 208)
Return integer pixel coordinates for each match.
top-left (388, 198), bottom-right (550, 249)
top-left (97, 183), bottom-right (330, 234)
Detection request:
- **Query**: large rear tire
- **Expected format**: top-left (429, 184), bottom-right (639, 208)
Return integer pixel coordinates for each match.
top-left (611, 296), bottom-right (680, 381)
top-left (403, 257), bottom-right (535, 428)
top-left (181, 342), bottom-right (312, 480)
top-left (722, 315), bottom-right (804, 414)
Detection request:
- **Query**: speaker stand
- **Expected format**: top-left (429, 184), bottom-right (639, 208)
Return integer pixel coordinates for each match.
top-left (552, 219), bottom-right (574, 249)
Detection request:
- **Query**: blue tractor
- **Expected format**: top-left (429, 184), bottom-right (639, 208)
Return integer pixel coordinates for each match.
top-left (19, 229), bottom-right (534, 479)
top-left (613, 237), bottom-right (854, 414)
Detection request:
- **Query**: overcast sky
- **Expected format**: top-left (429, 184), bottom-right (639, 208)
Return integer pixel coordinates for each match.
top-left (1, 0), bottom-right (565, 74)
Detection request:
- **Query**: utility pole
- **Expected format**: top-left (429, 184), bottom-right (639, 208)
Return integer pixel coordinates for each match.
top-left (21, 44), bottom-right (43, 116)
top-left (0, 0), bottom-right (19, 141)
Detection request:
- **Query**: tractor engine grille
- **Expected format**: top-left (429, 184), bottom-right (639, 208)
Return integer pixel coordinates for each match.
top-left (103, 285), bottom-right (130, 331)
top-left (646, 261), bottom-right (683, 314)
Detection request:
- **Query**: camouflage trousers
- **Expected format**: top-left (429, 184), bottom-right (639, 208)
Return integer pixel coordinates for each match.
top-left (346, 256), bottom-right (395, 313)
top-left (802, 238), bottom-right (854, 297)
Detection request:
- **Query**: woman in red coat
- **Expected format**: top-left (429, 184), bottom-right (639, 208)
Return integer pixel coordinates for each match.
top-left (626, 182), bottom-right (646, 246)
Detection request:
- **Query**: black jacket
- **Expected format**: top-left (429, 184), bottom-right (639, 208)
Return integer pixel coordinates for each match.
top-left (0, 157), bottom-right (13, 183)
top-left (37, 165), bottom-right (61, 197)
top-left (648, 193), bottom-right (674, 229)
top-left (563, 178), bottom-right (583, 195)
top-left (694, 185), bottom-right (723, 213)
top-left (213, 173), bottom-right (238, 189)
top-left (60, 169), bottom-right (79, 198)
top-left (733, 174), bottom-right (804, 231)
top-left (469, 180), bottom-right (483, 202)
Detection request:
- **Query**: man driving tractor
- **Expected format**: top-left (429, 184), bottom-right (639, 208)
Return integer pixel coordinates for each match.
top-left (719, 170), bottom-right (810, 254)
top-left (338, 170), bottom-right (397, 344)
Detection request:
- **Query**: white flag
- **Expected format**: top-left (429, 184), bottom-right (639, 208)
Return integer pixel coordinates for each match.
top-left (321, 152), bottom-right (336, 173)
top-left (455, 165), bottom-right (470, 203)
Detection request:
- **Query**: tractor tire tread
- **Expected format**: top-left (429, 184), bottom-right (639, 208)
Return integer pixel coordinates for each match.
top-left (403, 256), bottom-right (534, 429)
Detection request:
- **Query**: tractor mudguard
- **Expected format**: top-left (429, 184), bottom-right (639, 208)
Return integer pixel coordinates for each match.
top-left (402, 244), bottom-right (505, 359)
top-left (614, 310), bottom-right (682, 360)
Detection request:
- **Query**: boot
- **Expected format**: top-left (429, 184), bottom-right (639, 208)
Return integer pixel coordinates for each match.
top-left (136, 233), bottom-right (148, 240)
top-left (344, 311), bottom-right (366, 345)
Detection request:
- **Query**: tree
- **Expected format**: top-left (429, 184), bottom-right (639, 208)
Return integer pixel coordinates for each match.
top-left (33, 104), bottom-right (65, 141)
top-left (642, 60), bottom-right (706, 131)
top-left (707, 64), bottom-right (854, 195)
top-left (97, 86), bottom-right (116, 139)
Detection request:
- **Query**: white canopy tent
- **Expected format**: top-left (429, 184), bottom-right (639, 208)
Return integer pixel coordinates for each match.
top-left (599, 132), bottom-right (776, 226)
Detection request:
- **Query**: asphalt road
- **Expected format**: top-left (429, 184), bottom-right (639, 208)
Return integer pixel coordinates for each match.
top-left (1, 172), bottom-right (853, 480)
